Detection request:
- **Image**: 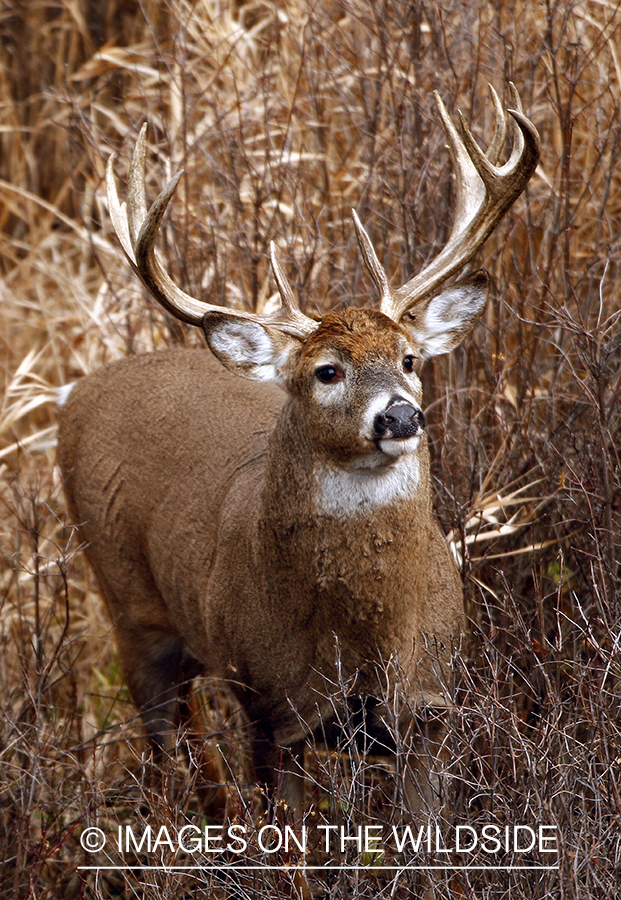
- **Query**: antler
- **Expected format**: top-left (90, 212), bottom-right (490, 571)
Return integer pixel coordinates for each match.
top-left (353, 84), bottom-right (541, 323)
top-left (106, 125), bottom-right (317, 339)
top-left (108, 87), bottom-right (539, 341)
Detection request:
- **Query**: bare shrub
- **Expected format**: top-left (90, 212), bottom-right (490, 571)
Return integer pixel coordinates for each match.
top-left (1, 1), bottom-right (620, 897)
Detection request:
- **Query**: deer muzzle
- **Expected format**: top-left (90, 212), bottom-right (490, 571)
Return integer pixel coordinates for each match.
top-left (373, 400), bottom-right (426, 441)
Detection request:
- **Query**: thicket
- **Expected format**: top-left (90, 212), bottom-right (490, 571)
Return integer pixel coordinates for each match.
top-left (1, 1), bottom-right (619, 897)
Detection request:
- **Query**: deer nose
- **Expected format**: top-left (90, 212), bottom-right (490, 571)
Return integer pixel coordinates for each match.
top-left (374, 402), bottom-right (425, 440)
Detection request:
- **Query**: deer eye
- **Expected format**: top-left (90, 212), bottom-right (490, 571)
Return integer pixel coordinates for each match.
top-left (403, 354), bottom-right (415, 373)
top-left (315, 364), bottom-right (343, 384)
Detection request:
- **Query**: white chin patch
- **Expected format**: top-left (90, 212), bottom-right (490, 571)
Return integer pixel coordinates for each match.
top-left (315, 453), bottom-right (420, 516)
top-left (377, 434), bottom-right (421, 458)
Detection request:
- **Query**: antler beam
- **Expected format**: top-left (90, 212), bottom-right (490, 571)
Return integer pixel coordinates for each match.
top-left (354, 84), bottom-right (541, 324)
top-left (106, 125), bottom-right (317, 339)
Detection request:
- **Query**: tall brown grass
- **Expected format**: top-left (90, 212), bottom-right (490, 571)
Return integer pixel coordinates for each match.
top-left (1, 1), bottom-right (620, 897)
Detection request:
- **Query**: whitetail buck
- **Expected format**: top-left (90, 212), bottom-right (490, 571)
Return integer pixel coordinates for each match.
top-left (58, 86), bottom-right (539, 814)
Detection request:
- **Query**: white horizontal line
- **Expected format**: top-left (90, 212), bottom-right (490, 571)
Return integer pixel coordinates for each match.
top-left (78, 864), bottom-right (560, 872)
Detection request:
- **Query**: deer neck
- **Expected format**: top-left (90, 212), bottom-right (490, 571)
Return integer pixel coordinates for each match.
top-left (255, 403), bottom-right (435, 668)
top-left (260, 400), bottom-right (432, 586)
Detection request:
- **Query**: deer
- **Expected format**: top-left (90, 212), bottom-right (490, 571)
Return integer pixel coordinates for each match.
top-left (57, 85), bottom-right (539, 816)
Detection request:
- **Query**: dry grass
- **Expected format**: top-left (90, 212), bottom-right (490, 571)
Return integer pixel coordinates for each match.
top-left (1, 0), bottom-right (620, 897)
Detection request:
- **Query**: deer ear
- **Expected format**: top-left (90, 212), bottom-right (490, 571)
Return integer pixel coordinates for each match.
top-left (401, 271), bottom-right (488, 358)
top-left (202, 311), bottom-right (303, 386)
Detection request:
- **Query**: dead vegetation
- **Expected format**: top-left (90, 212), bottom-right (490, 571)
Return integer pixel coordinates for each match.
top-left (1, 1), bottom-right (620, 897)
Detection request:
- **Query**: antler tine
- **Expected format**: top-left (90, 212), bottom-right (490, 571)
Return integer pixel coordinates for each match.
top-left (133, 169), bottom-right (208, 326)
top-left (106, 127), bottom-right (317, 338)
top-left (268, 243), bottom-right (318, 338)
top-left (351, 209), bottom-right (393, 310)
top-left (380, 86), bottom-right (540, 322)
top-left (485, 84), bottom-right (506, 166)
top-left (127, 124), bottom-right (149, 248)
top-left (106, 154), bottom-right (135, 266)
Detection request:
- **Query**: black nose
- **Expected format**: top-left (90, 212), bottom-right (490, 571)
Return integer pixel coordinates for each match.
top-left (374, 403), bottom-right (425, 439)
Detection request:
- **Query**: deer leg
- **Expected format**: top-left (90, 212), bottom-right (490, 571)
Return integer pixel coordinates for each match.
top-left (277, 741), bottom-right (306, 814)
top-left (403, 711), bottom-right (447, 819)
top-left (115, 628), bottom-right (186, 761)
top-left (251, 734), bottom-right (306, 816)
top-left (176, 675), bottom-right (230, 820)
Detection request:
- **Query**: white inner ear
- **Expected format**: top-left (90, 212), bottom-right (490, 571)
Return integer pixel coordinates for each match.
top-left (207, 318), bottom-right (295, 385)
top-left (411, 282), bottom-right (486, 358)
top-left (423, 285), bottom-right (481, 336)
top-left (209, 320), bottom-right (275, 366)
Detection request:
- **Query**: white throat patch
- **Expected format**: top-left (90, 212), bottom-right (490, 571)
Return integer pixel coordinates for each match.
top-left (314, 453), bottom-right (420, 516)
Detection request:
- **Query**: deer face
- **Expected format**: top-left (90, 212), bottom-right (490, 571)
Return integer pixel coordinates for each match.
top-left (290, 308), bottom-right (425, 469)
top-left (203, 307), bottom-right (425, 469)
